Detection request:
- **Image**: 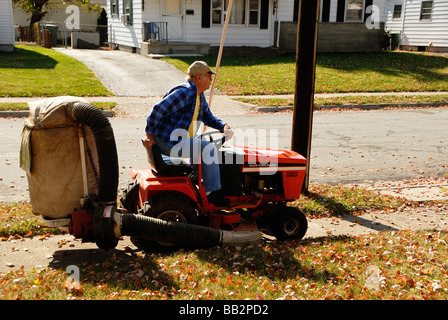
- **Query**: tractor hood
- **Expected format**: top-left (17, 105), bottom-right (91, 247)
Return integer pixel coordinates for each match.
top-left (222, 145), bottom-right (307, 173)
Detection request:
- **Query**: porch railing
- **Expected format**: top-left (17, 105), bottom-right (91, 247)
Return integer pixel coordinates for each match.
top-left (143, 22), bottom-right (168, 43)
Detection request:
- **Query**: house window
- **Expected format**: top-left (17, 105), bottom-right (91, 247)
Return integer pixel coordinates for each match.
top-left (212, 0), bottom-right (259, 26)
top-left (393, 4), bottom-right (402, 19)
top-left (345, 0), bottom-right (363, 22)
top-left (420, 1), bottom-right (433, 20)
top-left (123, 0), bottom-right (133, 25)
top-left (111, 0), bottom-right (119, 17)
top-left (248, 0), bottom-right (259, 25)
top-left (165, 0), bottom-right (182, 15)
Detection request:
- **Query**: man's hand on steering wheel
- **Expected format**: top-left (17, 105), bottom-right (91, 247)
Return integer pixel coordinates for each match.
top-left (143, 133), bottom-right (156, 148)
top-left (223, 124), bottom-right (234, 141)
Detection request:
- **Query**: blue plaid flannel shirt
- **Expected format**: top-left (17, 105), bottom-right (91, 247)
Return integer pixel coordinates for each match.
top-left (145, 80), bottom-right (226, 147)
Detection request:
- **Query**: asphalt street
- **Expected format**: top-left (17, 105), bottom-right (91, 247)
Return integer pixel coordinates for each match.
top-left (1, 108), bottom-right (447, 203)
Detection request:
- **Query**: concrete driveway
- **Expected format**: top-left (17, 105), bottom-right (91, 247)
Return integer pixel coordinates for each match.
top-left (52, 48), bottom-right (254, 116)
top-left (54, 48), bottom-right (187, 97)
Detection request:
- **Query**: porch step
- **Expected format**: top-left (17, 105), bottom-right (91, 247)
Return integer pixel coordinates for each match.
top-left (141, 41), bottom-right (210, 56)
top-left (170, 47), bottom-right (198, 55)
top-left (148, 53), bottom-right (204, 59)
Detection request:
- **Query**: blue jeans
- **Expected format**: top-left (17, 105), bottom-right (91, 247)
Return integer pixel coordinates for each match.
top-left (154, 135), bottom-right (221, 192)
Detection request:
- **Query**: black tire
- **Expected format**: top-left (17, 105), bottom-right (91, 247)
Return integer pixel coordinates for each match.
top-left (130, 193), bottom-right (198, 252)
top-left (119, 180), bottom-right (140, 213)
top-left (270, 206), bottom-right (307, 241)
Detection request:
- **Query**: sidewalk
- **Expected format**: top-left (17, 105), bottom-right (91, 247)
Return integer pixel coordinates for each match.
top-left (354, 177), bottom-right (448, 202)
top-left (0, 95), bottom-right (257, 118)
top-left (1, 91), bottom-right (447, 118)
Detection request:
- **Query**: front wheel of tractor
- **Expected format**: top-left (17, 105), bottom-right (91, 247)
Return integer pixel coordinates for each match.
top-left (270, 206), bottom-right (308, 241)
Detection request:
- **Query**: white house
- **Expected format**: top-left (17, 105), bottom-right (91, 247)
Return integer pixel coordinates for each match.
top-left (107, 0), bottom-right (387, 55)
top-left (0, 0), bottom-right (15, 52)
top-left (13, 0), bottom-right (107, 47)
top-left (13, 0), bottom-right (107, 27)
top-left (319, 0), bottom-right (386, 23)
top-left (385, 0), bottom-right (448, 52)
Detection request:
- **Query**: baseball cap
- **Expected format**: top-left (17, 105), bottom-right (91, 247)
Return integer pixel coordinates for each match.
top-left (187, 61), bottom-right (217, 77)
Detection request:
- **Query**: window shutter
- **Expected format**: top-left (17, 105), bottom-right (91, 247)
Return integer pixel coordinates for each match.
top-left (202, 0), bottom-right (210, 28)
top-left (293, 0), bottom-right (299, 22)
top-left (336, 0), bottom-right (345, 22)
top-left (260, 0), bottom-right (269, 29)
top-left (364, 0), bottom-right (373, 21)
top-left (321, 0), bottom-right (330, 22)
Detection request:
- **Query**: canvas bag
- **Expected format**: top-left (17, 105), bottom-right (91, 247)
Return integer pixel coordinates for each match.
top-left (20, 97), bottom-right (99, 219)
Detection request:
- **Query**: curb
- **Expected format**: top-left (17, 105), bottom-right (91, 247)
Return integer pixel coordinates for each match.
top-left (256, 101), bottom-right (448, 113)
top-left (0, 111), bottom-right (30, 118)
top-left (0, 110), bottom-right (115, 119)
top-left (315, 101), bottom-right (448, 111)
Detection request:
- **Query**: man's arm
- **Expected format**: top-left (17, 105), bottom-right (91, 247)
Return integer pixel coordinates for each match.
top-left (144, 87), bottom-right (189, 147)
top-left (200, 96), bottom-right (233, 139)
top-left (201, 97), bottom-right (226, 131)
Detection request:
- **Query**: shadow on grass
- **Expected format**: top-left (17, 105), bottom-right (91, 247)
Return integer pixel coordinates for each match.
top-left (46, 237), bottom-right (350, 292)
top-left (0, 46), bottom-right (57, 69)
top-left (48, 247), bottom-right (180, 293)
top-left (194, 237), bottom-right (347, 284)
top-left (304, 191), bottom-right (354, 217)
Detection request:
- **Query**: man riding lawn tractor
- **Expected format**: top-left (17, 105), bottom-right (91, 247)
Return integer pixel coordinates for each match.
top-left (119, 61), bottom-right (308, 251)
top-left (143, 61), bottom-right (234, 207)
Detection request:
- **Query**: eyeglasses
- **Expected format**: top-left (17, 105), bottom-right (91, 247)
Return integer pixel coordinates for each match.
top-left (199, 73), bottom-right (213, 80)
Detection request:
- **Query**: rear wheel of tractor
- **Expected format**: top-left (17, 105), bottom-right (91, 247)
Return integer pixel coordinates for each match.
top-left (130, 193), bottom-right (198, 252)
top-left (119, 180), bottom-right (140, 213)
top-left (271, 206), bottom-right (307, 241)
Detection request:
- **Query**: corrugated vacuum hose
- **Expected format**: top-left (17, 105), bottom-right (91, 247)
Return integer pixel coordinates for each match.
top-left (69, 102), bottom-right (120, 250)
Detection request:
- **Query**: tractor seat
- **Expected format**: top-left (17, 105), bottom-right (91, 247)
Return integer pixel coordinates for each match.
top-left (144, 142), bottom-right (194, 177)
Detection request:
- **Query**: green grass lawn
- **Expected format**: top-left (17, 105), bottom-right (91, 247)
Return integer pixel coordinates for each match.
top-left (2, 45), bottom-right (447, 101)
top-left (164, 51), bottom-right (448, 95)
top-left (0, 44), bottom-right (112, 97)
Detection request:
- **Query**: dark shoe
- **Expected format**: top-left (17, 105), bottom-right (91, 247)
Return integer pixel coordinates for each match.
top-left (207, 190), bottom-right (230, 207)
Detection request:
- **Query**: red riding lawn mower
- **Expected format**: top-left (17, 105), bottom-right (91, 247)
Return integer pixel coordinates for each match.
top-left (120, 130), bottom-right (308, 251)
top-left (20, 97), bottom-right (308, 252)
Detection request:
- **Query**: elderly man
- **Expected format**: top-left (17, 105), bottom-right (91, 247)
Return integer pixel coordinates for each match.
top-left (144, 61), bottom-right (233, 206)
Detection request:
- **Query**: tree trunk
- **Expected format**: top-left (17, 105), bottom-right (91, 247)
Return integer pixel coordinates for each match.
top-left (30, 13), bottom-right (46, 27)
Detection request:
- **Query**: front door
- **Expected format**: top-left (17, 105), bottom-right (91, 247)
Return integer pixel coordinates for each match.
top-left (162, 0), bottom-right (184, 41)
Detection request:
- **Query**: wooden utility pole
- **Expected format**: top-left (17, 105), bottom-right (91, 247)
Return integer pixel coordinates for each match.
top-left (291, 0), bottom-right (320, 193)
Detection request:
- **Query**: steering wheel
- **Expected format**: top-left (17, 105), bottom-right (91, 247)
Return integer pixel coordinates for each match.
top-left (197, 130), bottom-right (227, 150)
